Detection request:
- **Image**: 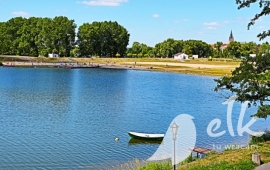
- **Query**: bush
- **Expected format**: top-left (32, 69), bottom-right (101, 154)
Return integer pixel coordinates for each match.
top-left (208, 56), bottom-right (212, 61)
top-left (0, 61), bottom-right (2, 66)
top-left (249, 130), bottom-right (270, 145)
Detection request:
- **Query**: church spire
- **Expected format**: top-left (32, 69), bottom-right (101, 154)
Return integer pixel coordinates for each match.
top-left (229, 30), bottom-right (234, 43)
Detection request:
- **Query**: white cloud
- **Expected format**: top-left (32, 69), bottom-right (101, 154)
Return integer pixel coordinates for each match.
top-left (207, 27), bottom-right (217, 30)
top-left (235, 17), bottom-right (250, 21)
top-left (257, 26), bottom-right (266, 29)
top-left (203, 22), bottom-right (222, 30)
top-left (12, 11), bottom-right (30, 17)
top-left (203, 22), bottom-right (219, 27)
top-left (173, 19), bottom-right (189, 23)
top-left (198, 32), bottom-right (204, 36)
top-left (153, 14), bottom-right (159, 18)
top-left (77, 0), bottom-right (128, 6)
top-left (257, 18), bottom-right (264, 22)
top-left (55, 9), bottom-right (68, 13)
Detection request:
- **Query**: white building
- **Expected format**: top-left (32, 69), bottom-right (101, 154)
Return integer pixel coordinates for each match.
top-left (192, 55), bottom-right (199, 59)
top-left (249, 54), bottom-right (256, 58)
top-left (174, 53), bottom-right (189, 60)
top-left (48, 54), bottom-right (59, 58)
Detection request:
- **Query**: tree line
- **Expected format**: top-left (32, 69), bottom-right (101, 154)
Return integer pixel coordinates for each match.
top-left (0, 16), bottom-right (270, 58)
top-left (213, 41), bottom-right (270, 58)
top-left (0, 16), bottom-right (76, 57)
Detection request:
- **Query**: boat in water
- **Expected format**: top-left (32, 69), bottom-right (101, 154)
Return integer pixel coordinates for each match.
top-left (128, 132), bottom-right (164, 141)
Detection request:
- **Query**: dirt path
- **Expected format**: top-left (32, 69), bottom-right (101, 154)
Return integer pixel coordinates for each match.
top-left (124, 62), bottom-right (237, 69)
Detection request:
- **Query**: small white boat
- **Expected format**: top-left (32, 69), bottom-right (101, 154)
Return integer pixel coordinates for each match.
top-left (128, 132), bottom-right (164, 141)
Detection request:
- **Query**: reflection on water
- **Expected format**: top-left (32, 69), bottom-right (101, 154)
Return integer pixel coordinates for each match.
top-left (0, 67), bottom-right (269, 169)
top-left (128, 138), bottom-right (163, 145)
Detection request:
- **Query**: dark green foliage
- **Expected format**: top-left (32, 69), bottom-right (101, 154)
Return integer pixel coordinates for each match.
top-left (225, 41), bottom-right (242, 58)
top-left (127, 42), bottom-right (152, 58)
top-left (77, 21), bottom-right (129, 57)
top-left (250, 130), bottom-right (270, 144)
top-left (149, 39), bottom-right (213, 58)
top-left (0, 16), bottom-right (76, 57)
top-left (215, 54), bottom-right (270, 119)
top-left (0, 61), bottom-right (2, 66)
top-left (236, 0), bottom-right (270, 40)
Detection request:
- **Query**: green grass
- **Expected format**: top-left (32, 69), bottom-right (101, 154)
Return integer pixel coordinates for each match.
top-left (134, 142), bottom-right (270, 170)
top-left (181, 160), bottom-right (257, 170)
top-left (138, 161), bottom-right (172, 170)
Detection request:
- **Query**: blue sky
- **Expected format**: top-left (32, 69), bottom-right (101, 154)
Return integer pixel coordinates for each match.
top-left (0, 0), bottom-right (269, 47)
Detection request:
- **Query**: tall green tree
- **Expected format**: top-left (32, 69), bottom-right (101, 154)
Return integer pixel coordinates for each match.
top-left (0, 22), bottom-right (9, 54)
top-left (226, 41), bottom-right (242, 58)
top-left (51, 16), bottom-right (76, 57)
top-left (184, 40), bottom-right (213, 57)
top-left (153, 39), bottom-right (184, 58)
top-left (5, 17), bottom-right (26, 55)
top-left (0, 16), bottom-right (76, 57)
top-left (258, 42), bottom-right (270, 56)
top-left (77, 21), bottom-right (129, 57)
top-left (128, 42), bottom-right (152, 57)
top-left (215, 54), bottom-right (270, 119)
top-left (214, 42), bottom-right (223, 58)
top-left (240, 42), bottom-right (257, 57)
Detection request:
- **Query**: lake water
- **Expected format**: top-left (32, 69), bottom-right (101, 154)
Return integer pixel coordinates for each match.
top-left (0, 67), bottom-right (269, 169)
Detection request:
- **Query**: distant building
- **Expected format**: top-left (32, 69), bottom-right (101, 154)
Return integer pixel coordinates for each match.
top-left (209, 30), bottom-right (235, 51)
top-left (229, 30), bottom-right (234, 44)
top-left (249, 54), bottom-right (256, 58)
top-left (48, 54), bottom-right (59, 58)
top-left (192, 55), bottom-right (199, 59)
top-left (174, 53), bottom-right (189, 60)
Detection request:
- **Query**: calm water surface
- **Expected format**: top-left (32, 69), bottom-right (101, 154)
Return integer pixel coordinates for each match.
top-left (0, 67), bottom-right (269, 169)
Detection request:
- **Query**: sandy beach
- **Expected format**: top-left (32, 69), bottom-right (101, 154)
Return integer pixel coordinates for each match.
top-left (0, 56), bottom-right (240, 76)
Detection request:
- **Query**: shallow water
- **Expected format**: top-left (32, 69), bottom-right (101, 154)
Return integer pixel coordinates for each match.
top-left (0, 67), bottom-right (269, 169)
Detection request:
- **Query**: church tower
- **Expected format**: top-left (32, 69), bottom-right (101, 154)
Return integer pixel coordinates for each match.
top-left (229, 30), bottom-right (234, 43)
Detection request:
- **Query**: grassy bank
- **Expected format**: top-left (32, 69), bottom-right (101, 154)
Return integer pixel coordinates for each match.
top-left (134, 131), bottom-right (270, 170)
top-left (126, 142), bottom-right (270, 170)
top-left (1, 56), bottom-right (240, 76)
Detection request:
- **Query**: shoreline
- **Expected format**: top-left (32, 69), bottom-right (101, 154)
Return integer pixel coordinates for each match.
top-left (0, 56), bottom-right (239, 77)
top-left (1, 61), bottom-right (151, 71)
top-left (0, 61), bottom-right (224, 77)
